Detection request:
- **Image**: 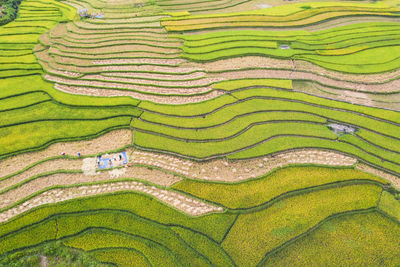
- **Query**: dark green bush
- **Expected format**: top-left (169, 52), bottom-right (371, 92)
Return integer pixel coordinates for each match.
top-left (0, 0), bottom-right (22, 26)
top-left (0, 241), bottom-right (111, 267)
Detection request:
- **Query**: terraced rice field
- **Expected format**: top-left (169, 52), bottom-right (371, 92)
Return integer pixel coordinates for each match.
top-left (1, 0), bottom-right (400, 265)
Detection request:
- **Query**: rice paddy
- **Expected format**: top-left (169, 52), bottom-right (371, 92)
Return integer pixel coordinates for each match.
top-left (0, 0), bottom-right (400, 265)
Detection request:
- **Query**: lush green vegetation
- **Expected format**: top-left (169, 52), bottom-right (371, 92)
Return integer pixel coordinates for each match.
top-left (0, 241), bottom-right (110, 267)
top-left (172, 166), bottom-right (385, 209)
top-left (0, 192), bottom-right (235, 242)
top-left (222, 183), bottom-right (382, 266)
top-left (1, 0), bottom-right (400, 266)
top-left (379, 191), bottom-right (400, 221)
top-left (261, 211), bottom-right (400, 266)
top-left (134, 86), bottom-right (400, 174)
top-left (174, 22), bottom-right (400, 73)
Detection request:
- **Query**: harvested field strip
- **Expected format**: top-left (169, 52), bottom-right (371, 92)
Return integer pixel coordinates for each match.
top-left (73, 21), bottom-right (161, 31)
top-left (261, 211), bottom-right (400, 266)
top-left (222, 183), bottom-right (382, 266)
top-left (0, 192), bottom-right (235, 244)
top-left (134, 130), bottom-right (400, 174)
top-left (0, 180), bottom-right (224, 221)
top-left (49, 38), bottom-right (181, 50)
top-left (139, 86), bottom-right (400, 124)
top-left (49, 50), bottom-right (181, 60)
top-left (50, 43), bottom-right (177, 55)
top-left (135, 94), bottom-right (400, 156)
top-left (172, 166), bottom-right (386, 209)
top-left (205, 56), bottom-right (400, 89)
top-left (80, 74), bottom-right (221, 88)
top-left (0, 129), bottom-right (132, 178)
top-left (179, 25), bottom-right (400, 50)
top-left (292, 82), bottom-right (400, 111)
top-left (227, 135), bottom-right (400, 174)
top-left (54, 57), bottom-right (184, 68)
top-left (129, 149), bottom-right (357, 183)
top-left (66, 24), bottom-right (166, 35)
top-left (103, 71), bottom-right (208, 81)
top-left (45, 74), bottom-right (215, 95)
top-left (161, 3), bottom-right (399, 23)
top-left (0, 76), bottom-right (141, 107)
top-left (178, 32), bottom-right (400, 74)
top-left (53, 83), bottom-right (224, 104)
top-left (3, 150), bottom-right (385, 216)
top-left (216, 68), bottom-right (400, 95)
top-left (0, 158), bottom-right (81, 192)
top-left (0, 118), bottom-right (131, 159)
top-left (157, 0), bottom-right (249, 12)
top-left (163, 12), bottom-right (400, 32)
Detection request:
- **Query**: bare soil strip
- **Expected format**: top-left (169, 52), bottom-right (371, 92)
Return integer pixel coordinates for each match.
top-left (0, 180), bottom-right (222, 223)
top-left (0, 129), bottom-right (132, 179)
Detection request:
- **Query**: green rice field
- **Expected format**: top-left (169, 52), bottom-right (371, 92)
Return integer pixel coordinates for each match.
top-left (0, 0), bottom-right (400, 265)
